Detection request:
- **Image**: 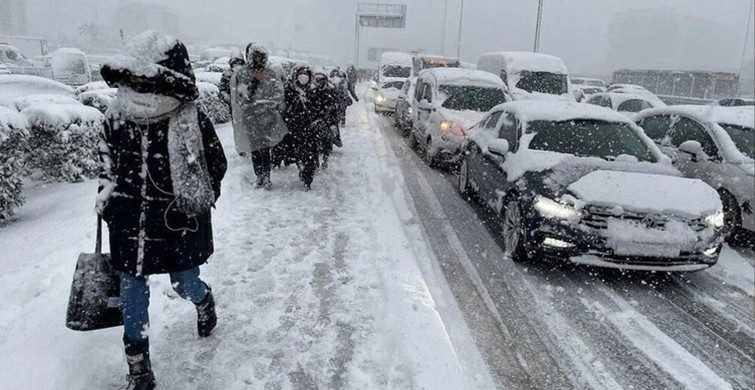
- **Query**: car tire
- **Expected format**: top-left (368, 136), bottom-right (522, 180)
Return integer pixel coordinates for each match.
top-left (502, 199), bottom-right (529, 262)
top-left (720, 190), bottom-right (743, 244)
top-left (424, 136), bottom-right (438, 168)
top-left (409, 131), bottom-right (419, 150)
top-left (458, 156), bottom-right (474, 199)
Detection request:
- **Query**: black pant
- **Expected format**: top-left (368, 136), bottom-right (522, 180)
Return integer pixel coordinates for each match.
top-left (251, 148), bottom-right (271, 179)
top-left (294, 136), bottom-right (319, 186)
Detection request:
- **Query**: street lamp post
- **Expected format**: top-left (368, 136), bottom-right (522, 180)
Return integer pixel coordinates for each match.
top-left (354, 13), bottom-right (361, 67)
top-left (737, 0), bottom-right (754, 96)
top-left (456, 0), bottom-right (466, 59)
top-left (441, 0), bottom-right (449, 55)
top-left (533, 0), bottom-right (544, 52)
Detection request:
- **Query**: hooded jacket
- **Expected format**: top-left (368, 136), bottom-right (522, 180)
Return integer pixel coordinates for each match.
top-left (97, 31), bottom-right (227, 276)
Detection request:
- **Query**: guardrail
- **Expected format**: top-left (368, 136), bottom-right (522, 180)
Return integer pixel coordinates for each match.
top-left (657, 95), bottom-right (714, 106)
top-left (8, 66), bottom-right (54, 79)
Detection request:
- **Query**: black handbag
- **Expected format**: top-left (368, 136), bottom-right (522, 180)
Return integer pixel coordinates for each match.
top-left (65, 217), bottom-right (123, 331)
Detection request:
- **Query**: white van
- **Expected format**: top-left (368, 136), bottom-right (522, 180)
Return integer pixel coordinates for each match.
top-left (378, 51), bottom-right (413, 83)
top-left (51, 48), bottom-right (92, 86)
top-left (477, 51), bottom-right (574, 101)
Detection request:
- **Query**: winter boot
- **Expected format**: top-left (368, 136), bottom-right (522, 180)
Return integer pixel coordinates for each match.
top-left (195, 283), bottom-right (217, 338)
top-left (124, 339), bottom-right (156, 390)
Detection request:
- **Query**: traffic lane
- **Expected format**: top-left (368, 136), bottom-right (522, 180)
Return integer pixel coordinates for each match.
top-left (376, 115), bottom-right (754, 389)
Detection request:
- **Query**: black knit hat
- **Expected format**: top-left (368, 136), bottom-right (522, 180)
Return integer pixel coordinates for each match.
top-left (101, 30), bottom-right (199, 102)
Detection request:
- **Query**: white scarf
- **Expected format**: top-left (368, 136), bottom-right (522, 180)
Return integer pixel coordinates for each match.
top-left (113, 87), bottom-right (181, 121)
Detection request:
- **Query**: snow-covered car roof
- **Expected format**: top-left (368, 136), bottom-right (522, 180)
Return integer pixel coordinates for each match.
top-left (594, 92), bottom-right (664, 109)
top-left (76, 81), bottom-right (110, 94)
top-left (13, 94), bottom-right (82, 111)
top-left (479, 51), bottom-right (568, 74)
top-left (0, 75), bottom-right (75, 107)
top-left (380, 52), bottom-right (413, 66)
top-left (637, 105), bottom-right (754, 129)
top-left (20, 103), bottom-right (103, 127)
top-left (490, 100), bottom-right (634, 125)
top-left (608, 84), bottom-right (646, 91)
top-left (571, 77), bottom-right (605, 84)
top-left (418, 68), bottom-right (504, 88)
top-left (610, 88), bottom-right (666, 107)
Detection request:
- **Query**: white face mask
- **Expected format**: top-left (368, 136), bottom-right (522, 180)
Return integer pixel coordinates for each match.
top-left (297, 74), bottom-right (310, 85)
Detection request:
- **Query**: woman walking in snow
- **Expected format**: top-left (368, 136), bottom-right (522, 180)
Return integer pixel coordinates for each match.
top-left (230, 43), bottom-right (288, 188)
top-left (309, 67), bottom-right (340, 169)
top-left (97, 30), bottom-right (227, 390)
top-left (282, 64), bottom-right (319, 190)
top-left (219, 51), bottom-right (246, 111)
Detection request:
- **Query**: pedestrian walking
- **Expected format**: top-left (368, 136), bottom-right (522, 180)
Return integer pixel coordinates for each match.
top-left (98, 30), bottom-right (228, 390)
top-left (345, 64), bottom-right (360, 103)
top-left (309, 67), bottom-right (340, 169)
top-left (219, 51), bottom-right (245, 111)
top-left (230, 43), bottom-right (288, 188)
top-left (282, 64), bottom-right (319, 190)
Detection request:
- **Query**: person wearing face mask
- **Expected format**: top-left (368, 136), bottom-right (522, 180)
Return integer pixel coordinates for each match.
top-left (97, 30), bottom-right (227, 390)
top-left (308, 67), bottom-right (340, 170)
top-left (281, 64), bottom-right (319, 190)
top-left (230, 42), bottom-right (288, 188)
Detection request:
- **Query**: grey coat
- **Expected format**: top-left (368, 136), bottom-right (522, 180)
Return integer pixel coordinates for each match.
top-left (231, 66), bottom-right (288, 154)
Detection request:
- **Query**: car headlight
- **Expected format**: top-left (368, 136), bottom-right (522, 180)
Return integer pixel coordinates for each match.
top-left (407, 107), bottom-right (413, 115)
top-left (439, 120), bottom-right (452, 134)
top-left (704, 210), bottom-right (724, 228)
top-left (376, 94), bottom-right (386, 104)
top-left (534, 196), bottom-right (582, 221)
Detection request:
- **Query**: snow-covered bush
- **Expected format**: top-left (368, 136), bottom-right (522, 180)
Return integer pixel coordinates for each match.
top-left (21, 104), bottom-right (104, 182)
top-left (0, 107), bottom-right (29, 219)
top-left (195, 71), bottom-right (222, 87)
top-left (197, 81), bottom-right (230, 124)
top-left (14, 94), bottom-right (81, 111)
top-left (78, 88), bottom-right (117, 113)
top-left (75, 81), bottom-right (110, 95)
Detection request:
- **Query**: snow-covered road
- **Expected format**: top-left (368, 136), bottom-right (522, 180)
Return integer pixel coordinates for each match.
top-left (0, 100), bottom-right (495, 389)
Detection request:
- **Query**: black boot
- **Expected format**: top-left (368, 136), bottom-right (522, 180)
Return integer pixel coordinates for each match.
top-left (195, 283), bottom-right (217, 338)
top-left (124, 339), bottom-right (156, 390)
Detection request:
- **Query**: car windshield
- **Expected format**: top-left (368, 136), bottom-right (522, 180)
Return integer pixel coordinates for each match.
top-left (381, 81), bottom-right (404, 89)
top-left (52, 54), bottom-right (86, 73)
top-left (515, 71), bottom-right (568, 95)
top-left (382, 65), bottom-right (411, 78)
top-left (719, 123), bottom-right (755, 159)
top-left (438, 84), bottom-right (508, 112)
top-left (528, 119), bottom-right (657, 162)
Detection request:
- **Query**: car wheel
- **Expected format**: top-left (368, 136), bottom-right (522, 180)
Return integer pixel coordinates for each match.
top-left (409, 130), bottom-right (419, 150)
top-left (502, 200), bottom-right (528, 262)
top-left (424, 136), bottom-right (438, 168)
top-left (458, 156), bottom-right (474, 198)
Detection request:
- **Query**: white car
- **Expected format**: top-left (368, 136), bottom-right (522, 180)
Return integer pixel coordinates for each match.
top-left (477, 51), bottom-right (574, 101)
top-left (459, 101), bottom-right (724, 270)
top-left (636, 105), bottom-right (755, 240)
top-left (607, 83), bottom-right (646, 92)
top-left (710, 98), bottom-right (755, 107)
top-left (374, 79), bottom-right (405, 115)
top-left (0, 75), bottom-right (76, 109)
top-left (585, 92), bottom-right (665, 121)
top-left (394, 77), bottom-right (418, 135)
top-left (573, 85), bottom-right (605, 102)
top-left (571, 77), bottom-right (606, 88)
top-left (410, 68), bottom-right (509, 166)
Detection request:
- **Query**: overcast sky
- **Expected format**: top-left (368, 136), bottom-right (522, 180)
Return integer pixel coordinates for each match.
top-left (25, 0), bottom-right (755, 75)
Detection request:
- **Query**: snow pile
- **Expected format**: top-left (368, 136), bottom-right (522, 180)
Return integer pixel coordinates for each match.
top-left (0, 107), bottom-right (29, 219)
top-left (13, 94), bottom-right (82, 111)
top-left (196, 82), bottom-right (230, 124)
top-left (78, 88), bottom-right (118, 113)
top-left (21, 104), bottom-right (104, 182)
top-left (567, 170), bottom-right (721, 217)
top-left (0, 75), bottom-right (75, 107)
top-left (75, 81), bottom-right (110, 94)
top-left (194, 71), bottom-right (222, 87)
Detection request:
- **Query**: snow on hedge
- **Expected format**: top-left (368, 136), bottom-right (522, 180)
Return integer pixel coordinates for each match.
top-left (75, 81), bottom-right (110, 94)
top-left (0, 107), bottom-right (29, 219)
top-left (197, 81), bottom-right (230, 124)
top-left (78, 88), bottom-right (117, 113)
top-left (21, 104), bottom-right (104, 182)
top-left (0, 75), bottom-right (75, 108)
top-left (13, 94), bottom-right (82, 111)
top-left (195, 71), bottom-right (222, 87)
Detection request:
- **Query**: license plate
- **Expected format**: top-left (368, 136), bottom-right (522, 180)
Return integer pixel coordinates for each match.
top-left (612, 242), bottom-right (681, 258)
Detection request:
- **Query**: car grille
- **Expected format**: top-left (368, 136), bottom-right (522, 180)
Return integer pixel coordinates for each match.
top-left (582, 206), bottom-right (708, 232)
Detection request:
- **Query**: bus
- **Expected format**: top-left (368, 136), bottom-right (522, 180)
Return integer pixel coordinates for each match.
top-left (611, 69), bottom-right (739, 100)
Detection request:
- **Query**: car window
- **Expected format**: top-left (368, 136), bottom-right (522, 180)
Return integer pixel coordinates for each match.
top-left (7, 50), bottom-right (18, 61)
top-left (497, 113), bottom-right (519, 152)
top-left (515, 71), bottom-right (568, 95)
top-left (586, 95), bottom-right (611, 108)
top-left (617, 99), bottom-right (652, 112)
top-left (638, 115), bottom-right (672, 141)
top-left (438, 85), bottom-right (508, 112)
top-left (482, 111), bottom-right (503, 129)
top-left (669, 117), bottom-right (718, 157)
top-left (528, 120), bottom-right (657, 162)
top-left (422, 83), bottom-right (433, 102)
top-left (414, 80), bottom-right (424, 101)
top-left (718, 123), bottom-right (754, 159)
top-left (402, 80), bottom-right (411, 94)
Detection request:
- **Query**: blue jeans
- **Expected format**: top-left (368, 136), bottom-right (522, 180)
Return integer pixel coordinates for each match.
top-left (120, 267), bottom-right (208, 345)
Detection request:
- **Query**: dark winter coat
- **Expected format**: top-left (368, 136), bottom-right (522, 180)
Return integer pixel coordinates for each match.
top-left (219, 68), bottom-right (234, 104)
top-left (282, 80), bottom-right (316, 140)
top-left (99, 108), bottom-right (227, 276)
top-left (307, 84), bottom-right (340, 128)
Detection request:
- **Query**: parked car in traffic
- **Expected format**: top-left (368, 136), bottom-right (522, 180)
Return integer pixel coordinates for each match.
top-left (0, 74), bottom-right (76, 109)
top-left (51, 48), bottom-right (92, 86)
top-left (607, 83), bottom-right (646, 92)
top-left (710, 97), bottom-right (755, 107)
top-left (0, 44), bottom-right (33, 67)
top-left (374, 79), bottom-right (405, 115)
top-left (635, 105), bottom-right (754, 241)
top-left (410, 68), bottom-right (509, 167)
top-left (573, 85), bottom-right (604, 102)
top-left (477, 51), bottom-right (574, 101)
top-left (584, 92), bottom-right (665, 121)
top-left (393, 76), bottom-right (417, 135)
top-left (571, 77), bottom-right (606, 88)
top-left (378, 51), bottom-right (413, 83)
top-left (458, 101), bottom-right (725, 270)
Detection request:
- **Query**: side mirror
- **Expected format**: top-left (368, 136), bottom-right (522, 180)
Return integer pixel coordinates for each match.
top-left (488, 139), bottom-right (510, 157)
top-left (418, 99), bottom-right (434, 111)
top-left (397, 92), bottom-right (406, 100)
top-left (678, 140), bottom-right (706, 162)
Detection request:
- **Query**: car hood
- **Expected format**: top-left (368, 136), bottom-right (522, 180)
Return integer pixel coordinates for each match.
top-left (565, 170), bottom-right (721, 218)
top-left (735, 162), bottom-right (755, 177)
top-left (437, 107), bottom-right (486, 129)
top-left (380, 88), bottom-right (402, 99)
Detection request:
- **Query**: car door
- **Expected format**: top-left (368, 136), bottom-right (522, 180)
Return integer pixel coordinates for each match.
top-left (480, 112), bottom-right (518, 206)
top-left (416, 80), bottom-right (435, 140)
top-left (396, 79), bottom-right (411, 123)
top-left (468, 111), bottom-right (503, 194)
top-left (665, 116), bottom-right (719, 181)
top-left (636, 114), bottom-right (673, 144)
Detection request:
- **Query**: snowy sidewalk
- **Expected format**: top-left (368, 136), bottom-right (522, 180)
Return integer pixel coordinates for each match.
top-left (0, 102), bottom-right (494, 389)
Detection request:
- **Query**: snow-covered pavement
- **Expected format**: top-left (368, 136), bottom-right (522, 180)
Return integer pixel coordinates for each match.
top-left (0, 101), bottom-right (494, 389)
